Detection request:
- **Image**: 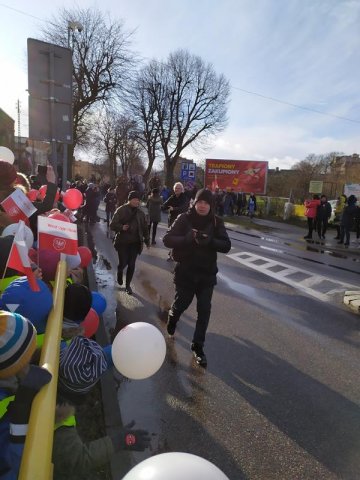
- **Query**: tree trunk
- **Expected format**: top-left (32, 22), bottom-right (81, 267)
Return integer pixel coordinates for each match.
top-left (165, 159), bottom-right (176, 188)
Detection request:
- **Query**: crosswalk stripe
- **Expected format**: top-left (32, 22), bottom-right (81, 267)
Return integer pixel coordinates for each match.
top-left (227, 251), bottom-right (359, 302)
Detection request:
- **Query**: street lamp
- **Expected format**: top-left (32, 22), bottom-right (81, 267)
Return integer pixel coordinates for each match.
top-left (67, 21), bottom-right (83, 48)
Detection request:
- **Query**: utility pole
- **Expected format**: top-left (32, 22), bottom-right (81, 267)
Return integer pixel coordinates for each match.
top-left (16, 99), bottom-right (21, 165)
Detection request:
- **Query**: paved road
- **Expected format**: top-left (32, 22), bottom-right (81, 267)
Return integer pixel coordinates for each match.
top-left (88, 214), bottom-right (360, 480)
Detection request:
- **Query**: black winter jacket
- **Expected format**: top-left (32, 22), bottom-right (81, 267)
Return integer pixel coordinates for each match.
top-left (162, 193), bottom-right (189, 226)
top-left (163, 211), bottom-right (231, 287)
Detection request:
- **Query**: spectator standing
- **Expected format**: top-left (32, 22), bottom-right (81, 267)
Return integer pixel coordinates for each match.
top-left (110, 191), bottom-right (150, 294)
top-left (247, 193), bottom-right (257, 219)
top-left (304, 195), bottom-right (320, 239)
top-left (316, 195), bottom-right (332, 239)
top-left (333, 194), bottom-right (347, 239)
top-left (103, 187), bottom-right (117, 226)
top-left (147, 188), bottom-right (163, 245)
top-left (163, 189), bottom-right (231, 367)
top-left (338, 195), bottom-right (357, 246)
top-left (162, 182), bottom-right (189, 227)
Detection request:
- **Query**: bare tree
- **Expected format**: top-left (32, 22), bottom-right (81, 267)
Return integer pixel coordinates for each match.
top-left (126, 71), bottom-right (161, 187)
top-left (92, 110), bottom-right (143, 182)
top-left (128, 50), bottom-right (230, 187)
top-left (41, 7), bottom-right (135, 163)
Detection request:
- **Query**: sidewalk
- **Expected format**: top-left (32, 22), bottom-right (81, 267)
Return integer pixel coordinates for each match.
top-left (223, 215), bottom-right (360, 253)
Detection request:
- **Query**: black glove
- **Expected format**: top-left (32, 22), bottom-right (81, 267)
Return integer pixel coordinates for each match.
top-left (113, 420), bottom-right (151, 451)
top-left (195, 232), bottom-right (212, 246)
top-left (8, 365), bottom-right (52, 442)
top-left (184, 230), bottom-right (194, 245)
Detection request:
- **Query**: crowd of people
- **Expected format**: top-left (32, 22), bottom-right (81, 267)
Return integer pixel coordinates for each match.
top-left (0, 162), bottom-right (154, 479)
top-left (304, 193), bottom-right (360, 245)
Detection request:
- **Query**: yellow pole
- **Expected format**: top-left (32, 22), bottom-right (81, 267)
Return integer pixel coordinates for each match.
top-left (19, 260), bottom-right (67, 480)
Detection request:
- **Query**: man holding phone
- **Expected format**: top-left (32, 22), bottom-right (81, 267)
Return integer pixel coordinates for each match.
top-left (163, 189), bottom-right (231, 367)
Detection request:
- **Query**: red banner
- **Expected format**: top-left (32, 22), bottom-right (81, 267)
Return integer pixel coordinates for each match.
top-left (205, 159), bottom-right (268, 194)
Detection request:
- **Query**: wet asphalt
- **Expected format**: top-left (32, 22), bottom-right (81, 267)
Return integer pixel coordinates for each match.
top-left (86, 212), bottom-right (360, 480)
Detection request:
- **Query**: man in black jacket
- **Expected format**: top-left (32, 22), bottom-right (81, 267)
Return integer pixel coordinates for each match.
top-left (163, 189), bottom-right (231, 367)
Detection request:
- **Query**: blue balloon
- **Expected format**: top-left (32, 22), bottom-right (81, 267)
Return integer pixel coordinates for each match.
top-left (0, 277), bottom-right (53, 334)
top-left (91, 291), bottom-right (107, 315)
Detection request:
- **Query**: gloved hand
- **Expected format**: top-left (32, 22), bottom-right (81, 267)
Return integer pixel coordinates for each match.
top-left (8, 365), bottom-right (52, 441)
top-left (195, 232), bottom-right (212, 246)
top-left (114, 420), bottom-right (151, 451)
top-left (184, 230), bottom-right (195, 245)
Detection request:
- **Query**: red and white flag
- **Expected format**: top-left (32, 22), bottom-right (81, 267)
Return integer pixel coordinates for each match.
top-left (38, 216), bottom-right (78, 255)
top-left (6, 220), bottom-right (40, 292)
top-left (1, 189), bottom-right (37, 222)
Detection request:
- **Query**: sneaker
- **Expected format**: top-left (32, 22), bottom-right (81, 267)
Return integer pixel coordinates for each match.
top-left (191, 343), bottom-right (207, 367)
top-left (117, 269), bottom-right (123, 286)
top-left (125, 285), bottom-right (133, 295)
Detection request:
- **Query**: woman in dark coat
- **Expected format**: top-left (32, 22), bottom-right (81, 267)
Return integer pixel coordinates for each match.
top-left (146, 188), bottom-right (163, 245)
top-left (163, 189), bottom-right (231, 367)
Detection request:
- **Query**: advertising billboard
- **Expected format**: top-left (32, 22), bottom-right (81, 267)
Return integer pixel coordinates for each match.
top-left (205, 159), bottom-right (268, 194)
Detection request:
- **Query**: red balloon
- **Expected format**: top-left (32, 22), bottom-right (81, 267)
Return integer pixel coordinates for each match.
top-left (39, 185), bottom-right (60, 202)
top-left (48, 212), bottom-right (70, 222)
top-left (62, 188), bottom-right (83, 210)
top-left (78, 246), bottom-right (92, 268)
top-left (80, 308), bottom-right (99, 338)
top-left (27, 189), bottom-right (39, 201)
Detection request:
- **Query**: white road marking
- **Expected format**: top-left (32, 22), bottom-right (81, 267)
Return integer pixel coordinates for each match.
top-left (227, 251), bottom-right (359, 302)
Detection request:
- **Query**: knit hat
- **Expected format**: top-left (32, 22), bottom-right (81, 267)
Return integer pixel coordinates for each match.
top-left (63, 284), bottom-right (92, 323)
top-left (0, 161), bottom-right (17, 188)
top-left (194, 189), bottom-right (214, 208)
top-left (0, 310), bottom-right (37, 379)
top-left (58, 336), bottom-right (107, 394)
top-left (128, 190), bottom-right (140, 201)
top-left (0, 277), bottom-right (53, 334)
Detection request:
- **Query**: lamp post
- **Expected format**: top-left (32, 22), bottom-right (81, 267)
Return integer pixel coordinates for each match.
top-left (62, 21), bottom-right (83, 190)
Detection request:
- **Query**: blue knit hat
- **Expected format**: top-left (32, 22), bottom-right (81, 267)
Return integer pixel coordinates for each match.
top-left (0, 310), bottom-right (37, 379)
top-left (0, 277), bottom-right (53, 334)
top-left (58, 336), bottom-right (107, 394)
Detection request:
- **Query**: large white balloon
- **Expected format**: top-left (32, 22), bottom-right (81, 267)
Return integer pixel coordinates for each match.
top-left (2, 223), bottom-right (34, 249)
top-left (122, 453), bottom-right (230, 480)
top-left (65, 252), bottom-right (81, 270)
top-left (112, 322), bottom-right (166, 380)
top-left (0, 146), bottom-right (15, 164)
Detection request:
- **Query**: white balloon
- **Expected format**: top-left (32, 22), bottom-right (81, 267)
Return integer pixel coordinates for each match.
top-left (2, 223), bottom-right (34, 249)
top-left (122, 453), bottom-right (230, 480)
top-left (0, 146), bottom-right (15, 164)
top-left (112, 322), bottom-right (166, 380)
top-left (65, 252), bottom-right (81, 269)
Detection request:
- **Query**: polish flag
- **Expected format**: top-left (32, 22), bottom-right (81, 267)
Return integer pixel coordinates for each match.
top-left (38, 216), bottom-right (78, 255)
top-left (1, 189), bottom-right (37, 222)
top-left (6, 220), bottom-right (40, 292)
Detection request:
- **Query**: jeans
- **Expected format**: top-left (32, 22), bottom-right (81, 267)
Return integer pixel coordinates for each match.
top-left (117, 243), bottom-right (140, 286)
top-left (169, 284), bottom-right (214, 346)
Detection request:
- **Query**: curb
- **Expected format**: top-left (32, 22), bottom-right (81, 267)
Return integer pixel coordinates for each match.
top-left (344, 291), bottom-right (360, 314)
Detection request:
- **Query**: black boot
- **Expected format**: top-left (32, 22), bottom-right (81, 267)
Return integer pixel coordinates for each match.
top-left (117, 268), bottom-right (123, 286)
top-left (191, 343), bottom-right (207, 367)
top-left (167, 313), bottom-right (179, 337)
top-left (125, 285), bottom-right (133, 295)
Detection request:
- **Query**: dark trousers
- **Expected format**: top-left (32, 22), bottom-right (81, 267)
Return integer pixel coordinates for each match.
top-left (148, 221), bottom-right (158, 242)
top-left (106, 209), bottom-right (115, 225)
top-left (340, 226), bottom-right (350, 245)
top-left (117, 243), bottom-right (140, 286)
top-left (306, 217), bottom-right (316, 237)
top-left (317, 218), bottom-right (328, 237)
top-left (169, 284), bottom-right (214, 346)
